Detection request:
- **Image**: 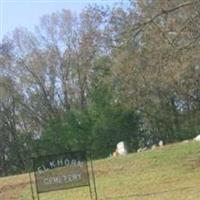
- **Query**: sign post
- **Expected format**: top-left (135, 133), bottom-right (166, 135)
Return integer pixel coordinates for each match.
top-left (28, 172), bottom-right (35, 200)
top-left (89, 152), bottom-right (98, 200)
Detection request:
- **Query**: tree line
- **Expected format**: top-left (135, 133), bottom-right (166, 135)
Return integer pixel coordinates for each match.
top-left (0, 0), bottom-right (200, 176)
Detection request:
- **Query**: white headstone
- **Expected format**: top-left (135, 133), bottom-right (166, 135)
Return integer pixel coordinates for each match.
top-left (151, 144), bottom-right (157, 150)
top-left (194, 135), bottom-right (200, 142)
top-left (182, 140), bottom-right (189, 144)
top-left (158, 140), bottom-right (164, 147)
top-left (142, 147), bottom-right (148, 151)
top-left (116, 141), bottom-right (128, 155)
top-left (137, 147), bottom-right (148, 153)
top-left (137, 148), bottom-right (142, 153)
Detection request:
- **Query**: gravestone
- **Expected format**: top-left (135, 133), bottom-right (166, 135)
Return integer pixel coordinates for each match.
top-left (194, 134), bottom-right (200, 142)
top-left (158, 140), bottom-right (164, 147)
top-left (116, 141), bottom-right (128, 155)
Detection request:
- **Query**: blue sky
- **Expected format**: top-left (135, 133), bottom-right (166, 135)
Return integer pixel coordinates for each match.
top-left (0, 0), bottom-right (125, 41)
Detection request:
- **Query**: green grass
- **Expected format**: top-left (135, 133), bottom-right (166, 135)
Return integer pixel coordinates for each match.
top-left (1, 141), bottom-right (200, 200)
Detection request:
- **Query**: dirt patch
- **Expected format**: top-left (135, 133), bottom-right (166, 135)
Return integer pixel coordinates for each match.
top-left (0, 181), bottom-right (29, 193)
top-left (184, 155), bottom-right (200, 170)
top-left (0, 177), bottom-right (30, 200)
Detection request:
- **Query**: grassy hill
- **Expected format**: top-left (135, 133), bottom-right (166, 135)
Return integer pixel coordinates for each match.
top-left (1, 141), bottom-right (200, 200)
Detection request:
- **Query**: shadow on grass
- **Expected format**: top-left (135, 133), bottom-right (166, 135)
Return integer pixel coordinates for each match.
top-left (105, 187), bottom-right (192, 199)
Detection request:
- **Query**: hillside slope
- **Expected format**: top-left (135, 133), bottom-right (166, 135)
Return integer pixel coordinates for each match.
top-left (1, 141), bottom-right (200, 200)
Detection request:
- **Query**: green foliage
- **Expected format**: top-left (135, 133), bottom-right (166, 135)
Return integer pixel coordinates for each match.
top-left (40, 109), bottom-right (93, 154)
top-left (39, 80), bottom-right (140, 158)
